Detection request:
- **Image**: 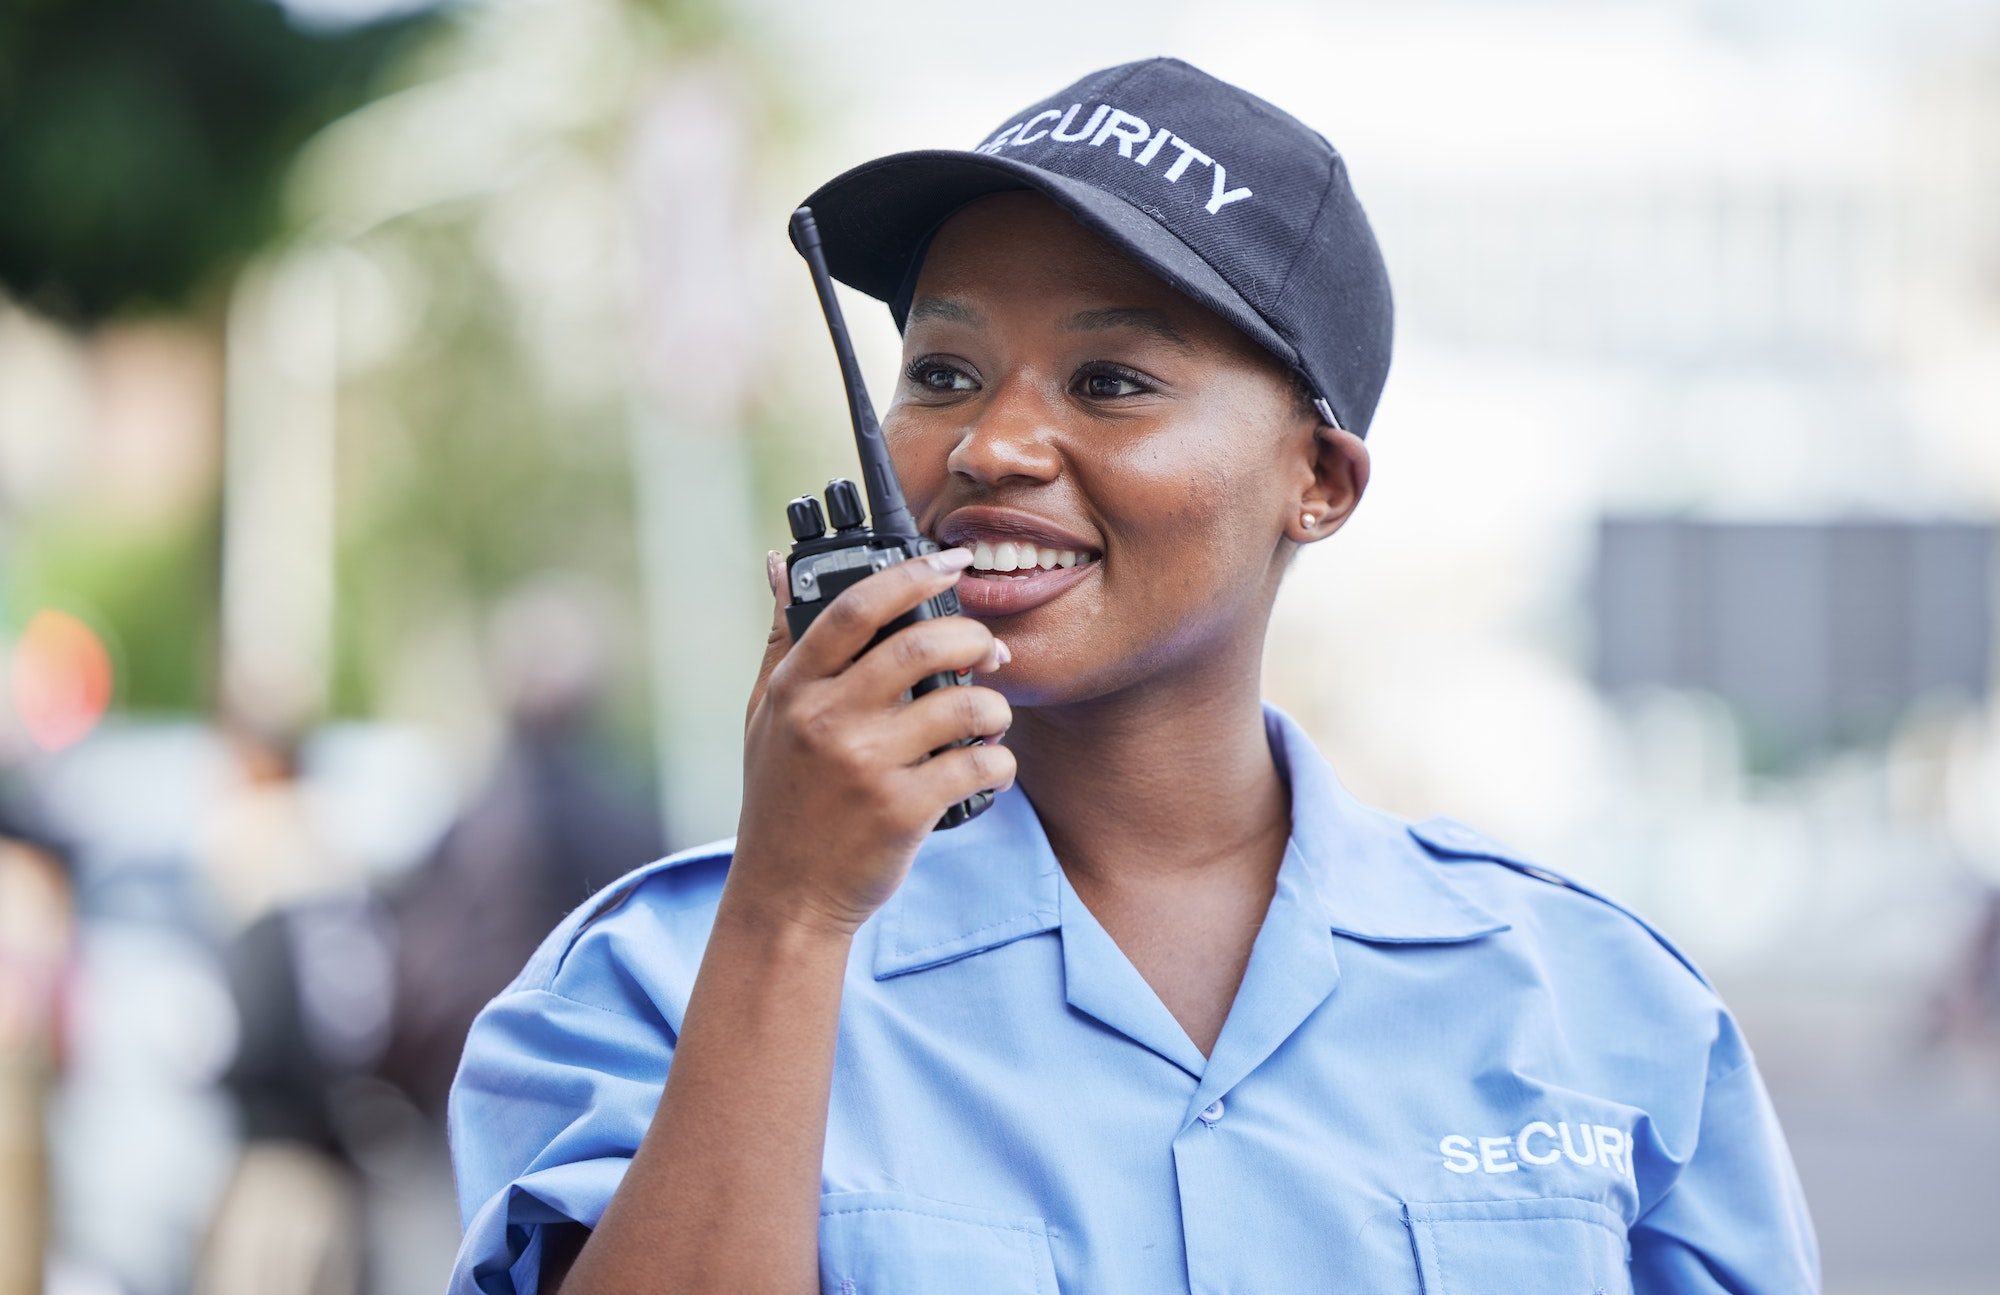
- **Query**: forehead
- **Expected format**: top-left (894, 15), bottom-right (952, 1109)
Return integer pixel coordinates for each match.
top-left (917, 193), bottom-right (1162, 299)
top-left (909, 192), bottom-right (1261, 364)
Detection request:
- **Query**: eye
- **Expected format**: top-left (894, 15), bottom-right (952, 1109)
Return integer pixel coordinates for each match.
top-left (1075, 364), bottom-right (1152, 400)
top-left (906, 357), bottom-right (978, 394)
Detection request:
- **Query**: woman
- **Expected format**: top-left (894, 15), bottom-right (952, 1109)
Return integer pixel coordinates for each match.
top-left (449, 59), bottom-right (1817, 1294)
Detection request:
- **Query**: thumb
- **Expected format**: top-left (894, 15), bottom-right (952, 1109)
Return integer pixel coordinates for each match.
top-left (746, 550), bottom-right (793, 730)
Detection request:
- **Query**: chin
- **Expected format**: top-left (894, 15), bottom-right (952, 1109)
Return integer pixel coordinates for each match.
top-left (977, 629), bottom-right (1156, 712)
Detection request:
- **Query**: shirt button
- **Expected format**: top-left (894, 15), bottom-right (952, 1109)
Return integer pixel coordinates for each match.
top-left (1198, 1098), bottom-right (1225, 1125)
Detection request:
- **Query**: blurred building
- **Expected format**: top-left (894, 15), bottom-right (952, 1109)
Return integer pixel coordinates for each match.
top-left (1217, 9), bottom-right (2000, 1290)
top-left (1595, 518), bottom-right (1994, 760)
top-left (1235, 0), bottom-right (2000, 980)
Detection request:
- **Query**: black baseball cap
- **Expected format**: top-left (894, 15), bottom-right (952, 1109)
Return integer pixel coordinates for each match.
top-left (796, 58), bottom-right (1394, 437)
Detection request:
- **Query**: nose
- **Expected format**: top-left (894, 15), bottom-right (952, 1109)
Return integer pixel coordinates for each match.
top-left (946, 374), bottom-right (1062, 488)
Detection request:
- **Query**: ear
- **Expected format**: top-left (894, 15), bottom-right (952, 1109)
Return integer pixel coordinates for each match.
top-left (1286, 425), bottom-right (1370, 545)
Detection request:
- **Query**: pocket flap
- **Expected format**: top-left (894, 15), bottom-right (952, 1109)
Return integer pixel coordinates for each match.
top-left (819, 1191), bottom-right (1057, 1295)
top-left (1404, 1197), bottom-right (1630, 1294)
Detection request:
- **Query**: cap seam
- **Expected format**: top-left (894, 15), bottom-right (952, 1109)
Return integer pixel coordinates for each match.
top-left (1272, 152), bottom-right (1343, 331)
top-left (1115, 211), bottom-right (1302, 367)
top-left (1268, 151), bottom-right (1346, 413)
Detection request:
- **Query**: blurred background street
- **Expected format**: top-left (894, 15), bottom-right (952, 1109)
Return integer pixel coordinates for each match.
top-left (2, 0), bottom-right (1998, 1291)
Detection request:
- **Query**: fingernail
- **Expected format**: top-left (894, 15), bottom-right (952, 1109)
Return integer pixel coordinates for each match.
top-left (926, 547), bottom-right (974, 573)
top-left (993, 639), bottom-right (1012, 666)
top-left (766, 550), bottom-right (783, 594)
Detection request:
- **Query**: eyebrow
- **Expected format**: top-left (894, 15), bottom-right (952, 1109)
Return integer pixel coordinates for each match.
top-left (1059, 307), bottom-right (1191, 350)
top-left (905, 297), bottom-right (983, 327)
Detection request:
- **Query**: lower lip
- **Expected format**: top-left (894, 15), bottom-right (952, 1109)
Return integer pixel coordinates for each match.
top-left (954, 560), bottom-right (1098, 617)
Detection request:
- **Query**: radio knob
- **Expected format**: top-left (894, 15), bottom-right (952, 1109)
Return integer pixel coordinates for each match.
top-left (825, 478), bottom-right (866, 531)
top-left (786, 495), bottom-right (827, 541)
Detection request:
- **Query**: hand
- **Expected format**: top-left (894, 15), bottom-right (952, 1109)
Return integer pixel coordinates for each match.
top-left (732, 547), bottom-right (1013, 938)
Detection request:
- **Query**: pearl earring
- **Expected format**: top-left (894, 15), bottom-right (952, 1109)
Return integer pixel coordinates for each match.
top-left (1300, 511), bottom-right (1316, 531)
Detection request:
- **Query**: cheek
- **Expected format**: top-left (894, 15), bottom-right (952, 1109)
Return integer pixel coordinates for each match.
top-left (1094, 432), bottom-right (1283, 582)
top-left (883, 415), bottom-right (956, 501)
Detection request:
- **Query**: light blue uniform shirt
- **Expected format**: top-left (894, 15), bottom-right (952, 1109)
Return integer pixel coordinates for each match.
top-left (449, 708), bottom-right (1818, 1294)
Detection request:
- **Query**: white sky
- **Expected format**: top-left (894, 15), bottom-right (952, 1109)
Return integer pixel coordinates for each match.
top-left (755, 0), bottom-right (1918, 187)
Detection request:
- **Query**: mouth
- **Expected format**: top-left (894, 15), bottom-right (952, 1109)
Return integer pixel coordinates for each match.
top-left (934, 510), bottom-right (1102, 619)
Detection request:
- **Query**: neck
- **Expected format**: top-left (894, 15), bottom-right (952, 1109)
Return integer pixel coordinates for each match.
top-left (1006, 651), bottom-right (1290, 889)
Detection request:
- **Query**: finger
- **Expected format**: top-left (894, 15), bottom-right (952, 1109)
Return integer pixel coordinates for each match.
top-left (886, 684), bottom-right (1011, 764)
top-left (786, 548), bottom-right (973, 680)
top-left (746, 551), bottom-right (792, 729)
top-left (975, 636), bottom-right (1012, 674)
top-left (845, 615), bottom-right (998, 704)
top-left (905, 737), bottom-right (1017, 810)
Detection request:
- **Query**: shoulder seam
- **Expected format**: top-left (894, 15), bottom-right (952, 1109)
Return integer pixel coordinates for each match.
top-left (523, 842), bottom-right (733, 991)
top-left (1703, 1055), bottom-right (1753, 1090)
top-left (1407, 819), bottom-right (1712, 990)
top-left (1630, 1055), bottom-right (1760, 1229)
top-left (490, 982), bottom-right (665, 1025)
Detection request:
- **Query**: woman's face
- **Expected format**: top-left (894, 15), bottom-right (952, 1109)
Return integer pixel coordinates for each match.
top-left (886, 192), bottom-right (1366, 707)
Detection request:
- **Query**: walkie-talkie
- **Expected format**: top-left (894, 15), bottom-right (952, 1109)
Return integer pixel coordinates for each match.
top-left (783, 206), bottom-right (994, 831)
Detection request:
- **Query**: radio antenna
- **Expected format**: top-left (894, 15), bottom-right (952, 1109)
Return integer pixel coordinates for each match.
top-left (790, 206), bottom-right (918, 540)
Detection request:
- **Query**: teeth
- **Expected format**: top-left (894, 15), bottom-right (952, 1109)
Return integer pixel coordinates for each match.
top-left (962, 539), bottom-right (1094, 573)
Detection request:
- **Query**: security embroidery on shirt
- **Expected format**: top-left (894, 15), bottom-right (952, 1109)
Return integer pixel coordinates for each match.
top-left (1438, 1120), bottom-right (1636, 1181)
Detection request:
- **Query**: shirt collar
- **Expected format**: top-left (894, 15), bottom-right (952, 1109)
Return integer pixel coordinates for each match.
top-left (1263, 706), bottom-right (1508, 944)
top-left (871, 704), bottom-right (1505, 980)
top-left (873, 785), bottom-right (1063, 978)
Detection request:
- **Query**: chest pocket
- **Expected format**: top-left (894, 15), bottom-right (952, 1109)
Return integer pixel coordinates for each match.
top-left (818, 1191), bottom-right (1059, 1295)
top-left (1404, 1198), bottom-right (1631, 1295)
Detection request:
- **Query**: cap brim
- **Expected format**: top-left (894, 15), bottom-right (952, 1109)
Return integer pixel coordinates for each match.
top-left (797, 150), bottom-right (1300, 374)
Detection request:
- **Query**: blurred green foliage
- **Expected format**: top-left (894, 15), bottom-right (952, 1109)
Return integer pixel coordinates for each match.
top-left (0, 0), bottom-right (431, 720)
top-left (315, 0), bottom-right (723, 773)
top-left (2, 0), bottom-right (768, 785)
top-left (330, 223), bottom-right (646, 723)
top-left (9, 511), bottom-right (220, 711)
top-left (0, 0), bottom-right (429, 323)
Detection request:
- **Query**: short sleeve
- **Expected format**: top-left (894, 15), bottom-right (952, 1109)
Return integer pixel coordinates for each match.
top-left (444, 851), bottom-right (726, 1295)
top-left (1630, 1046), bottom-right (1820, 1293)
top-left (446, 985), bottom-right (674, 1294)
